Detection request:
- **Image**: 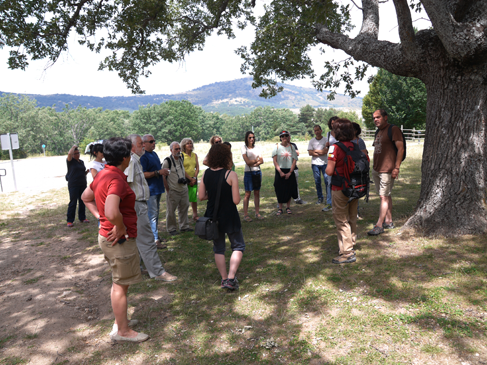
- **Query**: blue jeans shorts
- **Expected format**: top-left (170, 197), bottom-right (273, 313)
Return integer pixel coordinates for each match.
top-left (244, 170), bottom-right (262, 191)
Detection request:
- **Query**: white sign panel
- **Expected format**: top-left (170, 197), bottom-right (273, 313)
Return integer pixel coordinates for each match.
top-left (10, 133), bottom-right (19, 150)
top-left (1, 134), bottom-right (10, 150)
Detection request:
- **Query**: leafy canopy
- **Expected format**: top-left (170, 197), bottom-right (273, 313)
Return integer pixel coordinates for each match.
top-left (362, 69), bottom-right (426, 130)
top-left (0, 0), bottom-right (365, 97)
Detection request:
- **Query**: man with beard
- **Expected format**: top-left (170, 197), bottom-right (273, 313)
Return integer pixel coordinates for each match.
top-left (367, 110), bottom-right (404, 236)
top-left (162, 142), bottom-right (192, 235)
top-left (125, 134), bottom-right (177, 282)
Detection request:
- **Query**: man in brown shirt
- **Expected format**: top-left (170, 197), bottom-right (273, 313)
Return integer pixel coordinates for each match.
top-left (367, 109), bottom-right (404, 236)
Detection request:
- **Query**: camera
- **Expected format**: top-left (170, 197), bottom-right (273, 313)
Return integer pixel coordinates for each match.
top-left (177, 177), bottom-right (188, 185)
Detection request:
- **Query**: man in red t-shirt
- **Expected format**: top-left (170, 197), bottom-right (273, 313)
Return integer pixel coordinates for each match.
top-left (367, 110), bottom-right (404, 236)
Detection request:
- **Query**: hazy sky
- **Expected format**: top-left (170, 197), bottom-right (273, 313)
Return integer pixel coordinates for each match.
top-left (0, 3), bottom-right (429, 98)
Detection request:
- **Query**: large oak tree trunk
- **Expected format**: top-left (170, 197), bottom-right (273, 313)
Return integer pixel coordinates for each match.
top-left (405, 40), bottom-right (487, 235)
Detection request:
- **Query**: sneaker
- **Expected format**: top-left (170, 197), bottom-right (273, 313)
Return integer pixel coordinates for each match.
top-left (168, 231), bottom-right (179, 236)
top-left (220, 279), bottom-right (228, 289)
top-left (110, 332), bottom-right (149, 343)
top-left (383, 222), bottom-right (395, 229)
top-left (322, 204), bottom-right (332, 212)
top-left (315, 198), bottom-right (324, 204)
top-left (110, 320), bottom-right (140, 336)
top-left (223, 277), bottom-right (239, 290)
top-left (81, 219), bottom-right (90, 223)
top-left (155, 272), bottom-right (178, 282)
top-left (67, 222), bottom-right (74, 227)
top-left (294, 199), bottom-right (307, 205)
top-left (367, 225), bottom-right (385, 236)
top-left (181, 227), bottom-right (194, 232)
top-left (332, 253), bottom-right (356, 264)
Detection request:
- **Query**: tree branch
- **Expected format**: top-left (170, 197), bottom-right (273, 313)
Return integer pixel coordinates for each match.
top-left (392, 0), bottom-right (418, 60)
top-left (357, 0), bottom-right (379, 38)
top-left (315, 25), bottom-right (418, 76)
top-left (421, 0), bottom-right (487, 61)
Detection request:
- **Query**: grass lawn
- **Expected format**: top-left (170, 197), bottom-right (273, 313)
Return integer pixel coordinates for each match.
top-left (0, 142), bottom-right (486, 364)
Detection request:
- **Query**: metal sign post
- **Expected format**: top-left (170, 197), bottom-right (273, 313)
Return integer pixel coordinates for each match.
top-left (0, 133), bottom-right (19, 191)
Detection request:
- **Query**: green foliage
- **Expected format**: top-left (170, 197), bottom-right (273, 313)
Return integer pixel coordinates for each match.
top-left (298, 105), bottom-right (315, 135)
top-left (362, 69), bottom-right (426, 129)
top-left (220, 106), bottom-right (301, 141)
top-left (131, 100), bottom-right (202, 144)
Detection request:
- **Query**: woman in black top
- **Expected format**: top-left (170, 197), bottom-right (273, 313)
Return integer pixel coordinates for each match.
top-left (66, 145), bottom-right (89, 227)
top-left (198, 144), bottom-right (244, 290)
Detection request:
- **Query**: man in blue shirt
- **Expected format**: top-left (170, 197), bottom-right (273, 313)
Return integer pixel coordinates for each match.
top-left (140, 134), bottom-right (169, 246)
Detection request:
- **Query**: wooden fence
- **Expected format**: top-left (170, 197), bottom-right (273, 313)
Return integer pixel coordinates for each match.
top-left (362, 125), bottom-right (425, 142)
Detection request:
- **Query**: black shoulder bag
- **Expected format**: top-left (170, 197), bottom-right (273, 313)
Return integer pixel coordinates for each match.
top-left (194, 170), bottom-right (225, 240)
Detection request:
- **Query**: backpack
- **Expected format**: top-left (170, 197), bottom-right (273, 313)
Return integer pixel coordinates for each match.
top-left (374, 124), bottom-right (407, 161)
top-left (331, 142), bottom-right (370, 203)
top-left (164, 154), bottom-right (184, 169)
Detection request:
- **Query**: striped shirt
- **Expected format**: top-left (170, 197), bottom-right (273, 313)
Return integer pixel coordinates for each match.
top-left (125, 153), bottom-right (150, 202)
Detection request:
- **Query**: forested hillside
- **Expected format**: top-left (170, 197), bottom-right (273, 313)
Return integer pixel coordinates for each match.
top-left (0, 94), bottom-right (361, 159)
top-left (0, 78), bottom-right (362, 114)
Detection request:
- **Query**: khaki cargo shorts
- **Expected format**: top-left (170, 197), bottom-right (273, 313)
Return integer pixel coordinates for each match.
top-left (372, 169), bottom-right (395, 197)
top-left (98, 234), bottom-right (142, 286)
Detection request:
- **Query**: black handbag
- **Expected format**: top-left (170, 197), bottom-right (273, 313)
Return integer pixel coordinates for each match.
top-left (195, 170), bottom-right (225, 240)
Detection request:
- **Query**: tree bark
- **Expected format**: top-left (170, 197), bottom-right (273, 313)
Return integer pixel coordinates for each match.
top-left (403, 33), bottom-right (487, 235)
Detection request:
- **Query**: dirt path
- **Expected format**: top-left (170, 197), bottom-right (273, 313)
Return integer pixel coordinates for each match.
top-left (0, 185), bottom-right (174, 364)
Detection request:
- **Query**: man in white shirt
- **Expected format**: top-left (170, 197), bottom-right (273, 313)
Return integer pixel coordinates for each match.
top-left (308, 124), bottom-right (331, 210)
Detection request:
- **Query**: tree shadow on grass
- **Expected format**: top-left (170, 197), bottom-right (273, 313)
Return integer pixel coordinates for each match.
top-left (1, 162), bottom-right (486, 364)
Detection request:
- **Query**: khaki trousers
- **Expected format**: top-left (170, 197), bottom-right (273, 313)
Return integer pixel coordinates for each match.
top-left (166, 188), bottom-right (190, 233)
top-left (331, 190), bottom-right (358, 256)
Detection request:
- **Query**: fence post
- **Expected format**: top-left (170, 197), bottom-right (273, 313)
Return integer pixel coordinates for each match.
top-left (413, 127), bottom-right (416, 142)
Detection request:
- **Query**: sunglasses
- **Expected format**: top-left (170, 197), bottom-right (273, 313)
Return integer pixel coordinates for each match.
top-left (146, 140), bottom-right (155, 144)
top-left (215, 140), bottom-right (222, 144)
top-left (174, 147), bottom-right (181, 150)
top-left (249, 137), bottom-right (255, 139)
top-left (280, 135), bottom-right (290, 138)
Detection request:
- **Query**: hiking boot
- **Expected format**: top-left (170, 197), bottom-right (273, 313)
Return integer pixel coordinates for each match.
top-left (223, 277), bottom-right (239, 290)
top-left (322, 204), bottom-right (332, 212)
top-left (332, 253), bottom-right (356, 264)
top-left (383, 222), bottom-right (395, 229)
top-left (367, 225), bottom-right (385, 236)
top-left (315, 198), bottom-right (324, 204)
top-left (220, 279), bottom-right (228, 289)
top-left (294, 199), bottom-right (307, 205)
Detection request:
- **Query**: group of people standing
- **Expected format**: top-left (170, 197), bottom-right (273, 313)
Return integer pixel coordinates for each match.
top-left (63, 108), bottom-right (404, 343)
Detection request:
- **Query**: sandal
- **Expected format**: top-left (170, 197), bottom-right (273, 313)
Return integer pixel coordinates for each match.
top-left (276, 209), bottom-right (283, 216)
top-left (255, 213), bottom-right (264, 220)
top-left (286, 208), bottom-right (292, 214)
top-left (244, 216), bottom-right (253, 222)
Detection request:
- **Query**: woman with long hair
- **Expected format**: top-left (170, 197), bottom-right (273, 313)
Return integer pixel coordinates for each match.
top-left (202, 135), bottom-right (222, 166)
top-left (82, 137), bottom-right (149, 342)
top-left (241, 131), bottom-right (263, 221)
top-left (181, 138), bottom-right (200, 221)
top-left (88, 142), bottom-right (105, 179)
top-left (198, 143), bottom-right (244, 290)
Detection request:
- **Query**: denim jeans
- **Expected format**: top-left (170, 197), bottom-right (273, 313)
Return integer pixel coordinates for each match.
top-left (325, 174), bottom-right (332, 205)
top-left (312, 164), bottom-right (329, 202)
top-left (147, 194), bottom-right (162, 241)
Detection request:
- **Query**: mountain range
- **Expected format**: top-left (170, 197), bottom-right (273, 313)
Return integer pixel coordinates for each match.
top-left (2, 77), bottom-right (363, 115)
